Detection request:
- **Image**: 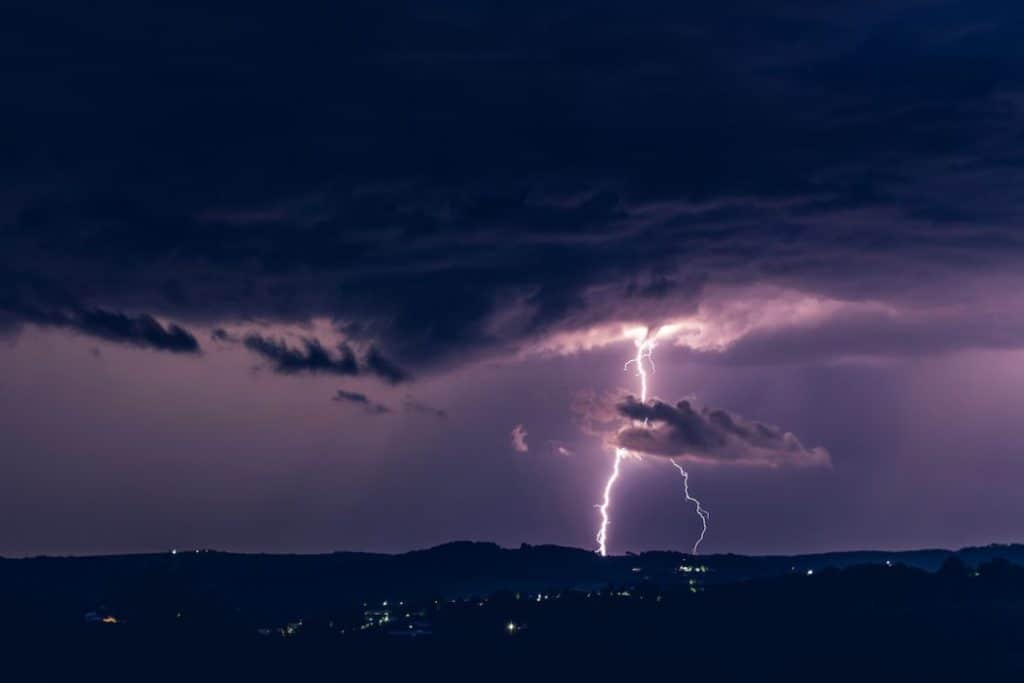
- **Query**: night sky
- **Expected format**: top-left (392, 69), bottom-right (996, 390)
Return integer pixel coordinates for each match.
top-left (4, 2), bottom-right (1024, 557)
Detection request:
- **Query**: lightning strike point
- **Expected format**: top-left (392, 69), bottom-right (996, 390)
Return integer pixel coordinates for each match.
top-left (671, 459), bottom-right (710, 555)
top-left (596, 448), bottom-right (626, 557)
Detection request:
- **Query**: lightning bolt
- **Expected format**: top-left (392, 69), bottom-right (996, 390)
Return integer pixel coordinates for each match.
top-left (671, 459), bottom-right (710, 555)
top-left (595, 328), bottom-right (711, 557)
top-left (623, 336), bottom-right (655, 408)
top-left (595, 334), bottom-right (654, 557)
top-left (595, 447), bottom-right (625, 557)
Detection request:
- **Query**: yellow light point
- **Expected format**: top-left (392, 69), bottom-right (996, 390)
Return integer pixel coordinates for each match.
top-left (102, 616), bottom-right (117, 624)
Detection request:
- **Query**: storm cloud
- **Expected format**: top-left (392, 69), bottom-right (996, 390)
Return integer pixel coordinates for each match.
top-left (243, 335), bottom-right (359, 376)
top-left (5, 2), bottom-right (1024, 376)
top-left (0, 270), bottom-right (199, 353)
top-left (242, 333), bottom-right (410, 382)
top-left (614, 396), bottom-right (830, 468)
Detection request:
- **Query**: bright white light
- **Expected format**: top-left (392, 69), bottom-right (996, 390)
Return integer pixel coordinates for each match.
top-left (596, 448), bottom-right (626, 557)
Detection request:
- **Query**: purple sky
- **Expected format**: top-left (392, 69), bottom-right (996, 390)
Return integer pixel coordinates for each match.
top-left (4, 1), bottom-right (1024, 556)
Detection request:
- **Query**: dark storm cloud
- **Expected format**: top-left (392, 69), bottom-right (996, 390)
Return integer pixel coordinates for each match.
top-left (0, 270), bottom-right (200, 353)
top-left (243, 335), bottom-right (359, 376)
top-left (241, 333), bottom-right (412, 382)
top-left (365, 346), bottom-right (411, 384)
top-left (332, 390), bottom-right (391, 415)
top-left (5, 1), bottom-right (1024, 371)
top-left (63, 308), bottom-right (199, 353)
top-left (615, 396), bottom-right (830, 467)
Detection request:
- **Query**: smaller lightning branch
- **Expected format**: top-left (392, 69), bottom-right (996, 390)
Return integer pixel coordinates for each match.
top-left (671, 459), bottom-right (710, 555)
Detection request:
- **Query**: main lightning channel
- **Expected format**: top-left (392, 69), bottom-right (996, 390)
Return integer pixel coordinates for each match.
top-left (595, 448), bottom-right (626, 557)
top-left (595, 335), bottom-right (655, 557)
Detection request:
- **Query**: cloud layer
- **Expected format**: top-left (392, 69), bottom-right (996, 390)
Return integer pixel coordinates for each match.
top-left (5, 2), bottom-right (1024, 378)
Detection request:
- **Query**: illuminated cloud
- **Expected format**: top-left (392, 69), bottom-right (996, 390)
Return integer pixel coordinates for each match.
top-left (519, 285), bottom-right (897, 361)
top-left (614, 396), bottom-right (830, 468)
top-left (510, 424), bottom-right (529, 453)
top-left (571, 389), bottom-right (626, 438)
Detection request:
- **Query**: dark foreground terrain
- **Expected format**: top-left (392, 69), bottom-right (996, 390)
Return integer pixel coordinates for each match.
top-left (5, 542), bottom-right (1024, 680)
